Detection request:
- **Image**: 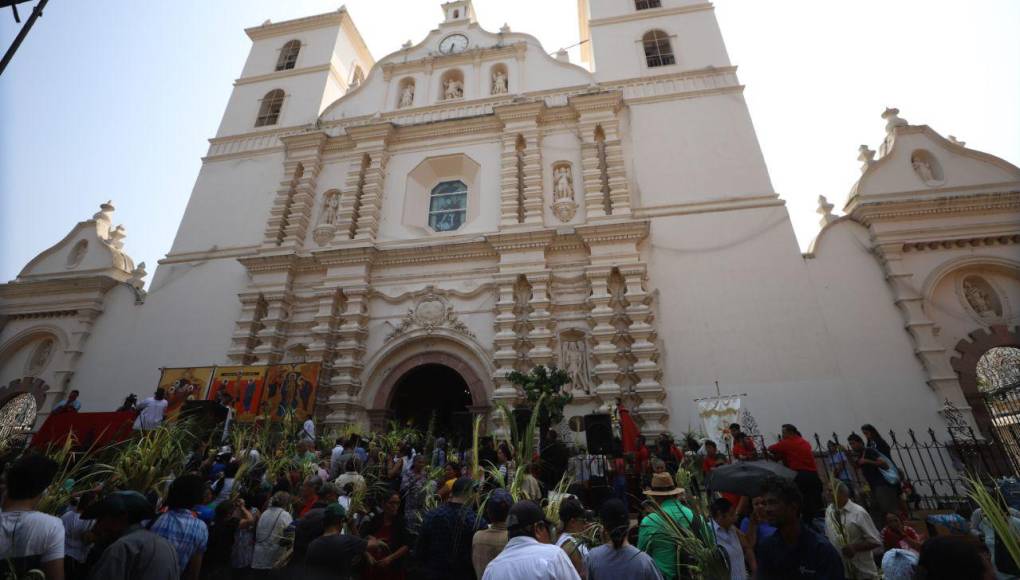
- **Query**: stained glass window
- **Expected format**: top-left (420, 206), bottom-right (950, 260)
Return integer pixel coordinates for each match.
top-left (428, 180), bottom-right (467, 232)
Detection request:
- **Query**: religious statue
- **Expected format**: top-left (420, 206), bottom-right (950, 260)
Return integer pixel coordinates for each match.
top-left (491, 70), bottom-right (508, 95)
top-left (26, 339), bottom-right (53, 376)
top-left (399, 83), bottom-right (415, 108)
top-left (443, 78), bottom-right (463, 100)
top-left (553, 165), bottom-right (574, 200)
top-left (964, 277), bottom-right (999, 318)
top-left (912, 154), bottom-right (936, 183)
top-left (319, 191), bottom-right (339, 226)
top-left (561, 338), bottom-right (592, 395)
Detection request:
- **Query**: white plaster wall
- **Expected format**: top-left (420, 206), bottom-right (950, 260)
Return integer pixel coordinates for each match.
top-left (69, 258), bottom-right (249, 413)
top-left (588, 5), bottom-right (730, 82)
top-left (628, 96), bottom-right (774, 205)
top-left (167, 153), bottom-right (283, 256)
top-left (646, 206), bottom-right (942, 440)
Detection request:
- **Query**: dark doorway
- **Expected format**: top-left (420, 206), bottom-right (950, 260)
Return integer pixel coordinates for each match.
top-left (389, 363), bottom-right (473, 440)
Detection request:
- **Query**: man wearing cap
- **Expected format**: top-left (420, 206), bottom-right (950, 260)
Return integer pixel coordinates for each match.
top-left (416, 477), bottom-right (487, 580)
top-left (84, 491), bottom-right (180, 580)
top-left (638, 472), bottom-right (698, 580)
top-left (481, 500), bottom-right (581, 580)
top-left (305, 503), bottom-right (379, 580)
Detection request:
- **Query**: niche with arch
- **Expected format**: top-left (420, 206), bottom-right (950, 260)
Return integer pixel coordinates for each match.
top-left (66, 240), bottom-right (88, 268)
top-left (489, 63), bottom-right (509, 95)
top-left (910, 149), bottom-right (944, 186)
top-left (397, 77), bottom-right (416, 108)
top-left (440, 69), bottom-right (465, 101)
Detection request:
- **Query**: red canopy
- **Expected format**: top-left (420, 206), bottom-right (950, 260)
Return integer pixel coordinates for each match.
top-left (31, 411), bottom-right (135, 451)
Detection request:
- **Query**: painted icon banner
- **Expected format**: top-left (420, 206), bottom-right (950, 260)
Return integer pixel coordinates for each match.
top-left (157, 367), bottom-right (214, 418)
top-left (207, 366), bottom-right (267, 422)
top-left (261, 363), bottom-right (320, 422)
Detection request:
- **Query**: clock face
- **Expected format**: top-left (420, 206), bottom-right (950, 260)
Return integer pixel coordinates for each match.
top-left (439, 34), bottom-right (469, 55)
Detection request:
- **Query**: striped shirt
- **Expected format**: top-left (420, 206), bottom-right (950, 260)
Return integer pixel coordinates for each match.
top-left (150, 508), bottom-right (209, 572)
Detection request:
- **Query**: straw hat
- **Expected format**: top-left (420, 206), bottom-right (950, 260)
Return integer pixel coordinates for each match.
top-left (644, 472), bottom-right (684, 496)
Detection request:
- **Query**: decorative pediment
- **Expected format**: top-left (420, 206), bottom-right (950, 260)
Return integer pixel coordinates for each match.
top-left (385, 286), bottom-right (475, 342)
top-left (16, 202), bottom-right (138, 284)
top-left (847, 110), bottom-right (1020, 206)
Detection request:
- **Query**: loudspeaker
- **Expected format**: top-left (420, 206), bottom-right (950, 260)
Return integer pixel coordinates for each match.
top-left (584, 414), bottom-right (613, 455)
top-left (512, 408), bottom-right (532, 436)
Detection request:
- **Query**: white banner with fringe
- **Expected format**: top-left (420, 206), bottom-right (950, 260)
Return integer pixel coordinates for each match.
top-left (697, 396), bottom-right (741, 446)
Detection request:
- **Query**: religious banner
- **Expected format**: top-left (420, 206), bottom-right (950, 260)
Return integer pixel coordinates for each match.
top-left (261, 363), bottom-right (320, 422)
top-left (697, 396), bottom-right (741, 449)
top-left (207, 366), bottom-right (267, 422)
top-left (157, 367), bottom-right (214, 418)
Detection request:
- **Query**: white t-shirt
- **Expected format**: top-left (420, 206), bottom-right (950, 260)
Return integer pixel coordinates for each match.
top-left (251, 507), bottom-right (293, 570)
top-left (133, 397), bottom-right (168, 430)
top-left (0, 510), bottom-right (65, 563)
top-left (301, 419), bottom-right (315, 441)
top-left (60, 509), bottom-right (94, 562)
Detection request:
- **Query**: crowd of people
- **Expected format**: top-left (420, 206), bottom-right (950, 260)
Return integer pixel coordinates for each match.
top-left (1, 408), bottom-right (1018, 580)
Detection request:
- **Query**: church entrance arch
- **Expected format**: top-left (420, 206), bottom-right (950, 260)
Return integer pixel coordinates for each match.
top-left (368, 346), bottom-right (491, 441)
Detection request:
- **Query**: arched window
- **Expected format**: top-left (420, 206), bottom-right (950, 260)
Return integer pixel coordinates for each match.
top-left (642, 30), bottom-right (675, 68)
top-left (255, 89), bottom-right (285, 127)
top-left (429, 180), bottom-right (468, 232)
top-left (635, 0), bottom-right (661, 9)
top-left (276, 39), bottom-right (301, 71)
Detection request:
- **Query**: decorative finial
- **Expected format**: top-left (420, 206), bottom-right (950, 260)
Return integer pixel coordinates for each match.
top-left (857, 144), bottom-right (876, 173)
top-left (93, 200), bottom-right (115, 222)
top-left (948, 135), bottom-right (966, 147)
top-left (881, 107), bottom-right (908, 132)
top-left (555, 48), bottom-right (569, 63)
top-left (499, 23), bottom-right (510, 34)
top-left (402, 39), bottom-right (413, 49)
top-left (108, 225), bottom-right (126, 249)
top-left (817, 195), bottom-right (836, 228)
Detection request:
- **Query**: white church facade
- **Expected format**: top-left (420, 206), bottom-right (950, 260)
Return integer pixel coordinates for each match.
top-left (2, 0), bottom-right (1019, 441)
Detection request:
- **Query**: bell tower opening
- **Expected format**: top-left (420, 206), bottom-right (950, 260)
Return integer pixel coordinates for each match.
top-left (389, 363), bottom-right (473, 436)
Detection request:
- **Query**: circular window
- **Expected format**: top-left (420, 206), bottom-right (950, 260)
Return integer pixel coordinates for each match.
top-left (0, 393), bottom-right (39, 444)
top-left (428, 180), bottom-right (467, 232)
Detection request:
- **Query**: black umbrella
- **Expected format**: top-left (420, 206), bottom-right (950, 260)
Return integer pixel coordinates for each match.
top-left (705, 460), bottom-right (797, 497)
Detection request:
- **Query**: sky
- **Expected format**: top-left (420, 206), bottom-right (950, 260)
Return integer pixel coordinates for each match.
top-left (1, 1), bottom-right (1018, 284)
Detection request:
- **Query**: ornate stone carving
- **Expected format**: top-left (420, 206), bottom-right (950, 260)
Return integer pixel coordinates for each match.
top-left (560, 332), bottom-right (593, 395)
top-left (816, 195), bottom-right (836, 227)
top-left (911, 150), bottom-right (942, 186)
top-left (399, 83), bottom-right (415, 108)
top-left (551, 163), bottom-right (578, 223)
top-left (25, 338), bottom-right (54, 376)
top-left (857, 144), bottom-right (875, 173)
top-left (961, 275), bottom-right (1002, 319)
top-left (491, 70), bottom-right (508, 95)
top-left (386, 287), bottom-right (475, 341)
top-left (66, 240), bottom-right (88, 268)
top-left (443, 78), bottom-right (463, 100)
top-left (313, 190), bottom-right (340, 246)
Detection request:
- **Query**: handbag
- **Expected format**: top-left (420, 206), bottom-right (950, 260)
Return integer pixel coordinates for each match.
top-left (872, 450), bottom-right (900, 485)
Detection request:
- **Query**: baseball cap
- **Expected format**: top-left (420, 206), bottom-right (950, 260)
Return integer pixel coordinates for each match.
top-left (323, 502), bottom-right (347, 527)
top-left (506, 500), bottom-right (552, 531)
top-left (82, 491), bottom-right (155, 523)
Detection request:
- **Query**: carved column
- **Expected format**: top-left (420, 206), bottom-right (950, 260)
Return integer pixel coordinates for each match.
top-left (334, 154), bottom-right (370, 241)
top-left (227, 292), bottom-right (268, 365)
top-left (586, 267), bottom-right (621, 407)
top-left (262, 133), bottom-right (328, 250)
top-left (874, 242), bottom-right (972, 422)
top-left (251, 292), bottom-right (292, 364)
top-left (527, 274), bottom-right (555, 368)
top-left (494, 102), bottom-right (545, 227)
top-left (326, 286), bottom-right (369, 425)
top-left (492, 276), bottom-right (520, 403)
top-left (307, 288), bottom-right (344, 400)
top-left (350, 124), bottom-right (394, 241)
top-left (572, 92), bottom-right (630, 220)
top-left (620, 265), bottom-right (668, 434)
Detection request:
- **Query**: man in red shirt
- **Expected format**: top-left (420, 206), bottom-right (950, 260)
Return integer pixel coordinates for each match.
top-left (635, 435), bottom-right (651, 475)
top-left (767, 424), bottom-right (823, 521)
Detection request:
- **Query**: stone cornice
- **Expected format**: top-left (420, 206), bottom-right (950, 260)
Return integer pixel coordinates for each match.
top-left (588, 2), bottom-right (714, 28)
top-left (575, 220), bottom-right (651, 245)
top-left (234, 64), bottom-right (333, 87)
top-left (902, 234), bottom-right (1020, 253)
top-left (395, 115), bottom-right (503, 143)
top-left (849, 190), bottom-right (1020, 224)
top-left (245, 9), bottom-right (347, 41)
top-left (374, 240), bottom-right (498, 267)
top-left (280, 131), bottom-right (330, 151)
top-left (493, 100), bottom-right (548, 124)
top-left (0, 276), bottom-right (120, 299)
top-left (569, 91), bottom-right (625, 116)
top-left (311, 246), bottom-right (378, 267)
top-left (381, 43), bottom-right (524, 79)
top-left (237, 253), bottom-right (300, 274)
top-left (485, 229), bottom-right (557, 252)
top-left (347, 122), bottom-right (396, 146)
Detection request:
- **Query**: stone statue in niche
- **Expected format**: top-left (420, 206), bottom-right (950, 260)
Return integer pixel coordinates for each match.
top-left (554, 165), bottom-right (574, 200)
top-left (561, 337), bottom-right (593, 395)
top-left (963, 276), bottom-right (1001, 318)
top-left (67, 240), bottom-right (87, 268)
top-left (318, 191), bottom-right (340, 226)
top-left (551, 163), bottom-right (578, 222)
top-left (399, 83), bottom-right (415, 108)
top-left (491, 70), bottom-right (508, 94)
top-left (912, 155), bottom-right (935, 183)
top-left (443, 78), bottom-right (463, 100)
top-left (26, 339), bottom-right (54, 376)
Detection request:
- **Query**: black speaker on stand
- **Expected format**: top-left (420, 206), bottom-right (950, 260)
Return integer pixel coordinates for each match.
top-left (584, 414), bottom-right (613, 455)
